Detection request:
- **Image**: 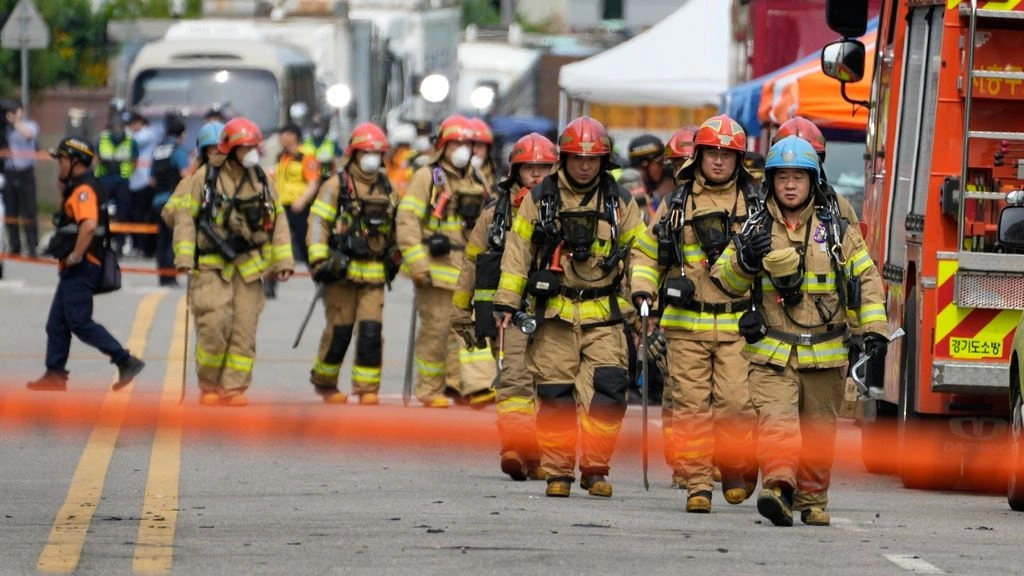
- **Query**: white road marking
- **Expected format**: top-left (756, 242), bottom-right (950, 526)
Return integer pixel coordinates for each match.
top-left (884, 554), bottom-right (945, 574)
top-left (832, 517), bottom-right (867, 532)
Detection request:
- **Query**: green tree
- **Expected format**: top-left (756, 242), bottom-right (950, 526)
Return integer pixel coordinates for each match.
top-left (0, 0), bottom-right (202, 97)
top-left (462, 0), bottom-right (500, 28)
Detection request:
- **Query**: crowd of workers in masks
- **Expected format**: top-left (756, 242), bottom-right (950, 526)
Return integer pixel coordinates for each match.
top-left (23, 106), bottom-right (888, 528)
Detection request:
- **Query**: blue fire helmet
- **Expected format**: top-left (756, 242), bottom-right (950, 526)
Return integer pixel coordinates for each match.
top-left (765, 135), bottom-right (820, 181)
top-left (196, 121), bottom-right (225, 150)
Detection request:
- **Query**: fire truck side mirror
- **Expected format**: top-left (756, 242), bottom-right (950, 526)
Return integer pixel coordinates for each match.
top-left (822, 40), bottom-right (866, 84)
top-left (997, 203), bottom-right (1024, 250)
top-left (825, 0), bottom-right (868, 37)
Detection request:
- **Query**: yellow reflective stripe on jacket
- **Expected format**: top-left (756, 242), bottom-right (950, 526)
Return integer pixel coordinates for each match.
top-left (466, 243), bottom-right (484, 260)
top-left (498, 272), bottom-right (527, 297)
top-left (634, 229), bottom-right (658, 259)
top-left (858, 302), bottom-right (887, 325)
top-left (719, 245), bottom-right (752, 294)
top-left (195, 345), bottom-right (225, 369)
top-left (452, 289), bottom-right (473, 310)
top-left (308, 243), bottom-right (329, 263)
top-left (847, 248), bottom-right (873, 277)
top-left (804, 272), bottom-right (835, 292)
top-left (174, 241), bottom-right (195, 258)
top-left (313, 359), bottom-right (341, 378)
top-left (743, 336), bottom-right (792, 366)
top-left (795, 341), bottom-right (848, 365)
top-left (174, 194), bottom-right (199, 217)
top-left (272, 243), bottom-right (293, 263)
top-left (428, 219), bottom-right (463, 235)
top-left (399, 194), bottom-right (428, 218)
top-left (198, 254), bottom-right (226, 267)
top-left (619, 222), bottom-right (646, 249)
top-left (682, 243), bottom-right (705, 264)
top-left (511, 215), bottom-right (534, 242)
top-left (496, 396), bottom-right (535, 416)
top-left (238, 254), bottom-right (270, 281)
top-left (310, 198), bottom-right (337, 221)
top-left (543, 295), bottom-right (629, 323)
top-left (659, 306), bottom-right (742, 333)
top-left (416, 356), bottom-right (445, 377)
top-left (225, 353), bottom-right (254, 373)
top-left (429, 263), bottom-right (461, 286)
top-left (402, 243), bottom-right (428, 266)
top-left (473, 288), bottom-right (495, 302)
top-left (631, 265), bottom-right (660, 289)
top-left (352, 365), bottom-right (381, 384)
top-left (347, 260), bottom-right (386, 283)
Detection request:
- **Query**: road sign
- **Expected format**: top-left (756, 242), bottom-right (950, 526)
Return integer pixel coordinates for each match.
top-left (1, 0), bottom-right (50, 50)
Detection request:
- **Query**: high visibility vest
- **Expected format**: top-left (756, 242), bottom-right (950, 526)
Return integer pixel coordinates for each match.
top-left (95, 132), bottom-right (134, 179)
top-left (302, 137), bottom-right (337, 179)
top-left (275, 152), bottom-right (310, 207)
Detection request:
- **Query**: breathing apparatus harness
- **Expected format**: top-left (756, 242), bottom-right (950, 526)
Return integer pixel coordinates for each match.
top-left (422, 164), bottom-right (488, 257)
top-left (196, 163), bottom-right (275, 262)
top-left (653, 176), bottom-right (762, 311)
top-left (471, 182), bottom-right (517, 341)
top-left (525, 172), bottom-right (631, 328)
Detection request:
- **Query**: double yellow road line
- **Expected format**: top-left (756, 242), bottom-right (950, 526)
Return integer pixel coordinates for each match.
top-left (37, 292), bottom-right (188, 574)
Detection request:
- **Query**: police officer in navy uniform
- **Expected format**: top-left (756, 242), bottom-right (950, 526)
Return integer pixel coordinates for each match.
top-left (26, 137), bottom-right (145, 392)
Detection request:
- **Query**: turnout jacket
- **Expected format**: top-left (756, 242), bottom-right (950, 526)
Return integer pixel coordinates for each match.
top-left (630, 173), bottom-right (752, 342)
top-left (493, 169), bottom-right (645, 327)
top-left (396, 159), bottom-right (487, 291)
top-left (712, 195), bottom-right (887, 370)
top-left (170, 155), bottom-right (294, 283)
top-left (307, 163), bottom-right (397, 286)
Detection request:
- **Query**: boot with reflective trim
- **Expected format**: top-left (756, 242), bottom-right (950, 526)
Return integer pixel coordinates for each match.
top-left (756, 485), bottom-right (794, 527)
top-left (467, 387), bottom-right (496, 408)
top-left (800, 507), bottom-right (830, 526)
top-left (580, 475), bottom-right (613, 498)
top-left (546, 477), bottom-right (572, 497)
top-left (501, 451), bottom-right (528, 481)
top-left (423, 397), bottom-right (450, 408)
top-left (686, 490), bottom-right (712, 513)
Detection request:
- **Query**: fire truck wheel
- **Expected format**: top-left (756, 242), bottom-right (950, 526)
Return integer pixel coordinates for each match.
top-left (1008, 380), bottom-right (1024, 511)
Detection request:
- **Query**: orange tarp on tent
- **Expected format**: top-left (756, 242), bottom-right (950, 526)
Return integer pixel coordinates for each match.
top-left (758, 28), bottom-right (877, 131)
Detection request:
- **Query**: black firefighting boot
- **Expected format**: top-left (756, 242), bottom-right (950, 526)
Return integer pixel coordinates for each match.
top-left (686, 490), bottom-right (713, 513)
top-left (545, 476), bottom-right (573, 497)
top-left (757, 484), bottom-right (794, 527)
top-left (800, 507), bottom-right (831, 526)
top-left (579, 474), bottom-right (613, 498)
top-left (113, 355), bottom-right (146, 391)
top-left (500, 450), bottom-right (529, 481)
top-left (26, 370), bottom-right (69, 391)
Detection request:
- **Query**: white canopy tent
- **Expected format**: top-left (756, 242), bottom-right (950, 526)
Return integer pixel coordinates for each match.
top-left (557, 0), bottom-right (731, 127)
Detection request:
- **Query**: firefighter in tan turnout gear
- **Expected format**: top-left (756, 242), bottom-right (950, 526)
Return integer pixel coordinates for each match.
top-left (306, 122), bottom-right (398, 405)
top-left (396, 115), bottom-right (496, 408)
top-left (713, 136), bottom-right (888, 526)
top-left (171, 117), bottom-right (295, 406)
top-left (452, 132), bottom-right (559, 480)
top-left (494, 117), bottom-right (645, 498)
top-left (630, 114), bottom-right (760, 513)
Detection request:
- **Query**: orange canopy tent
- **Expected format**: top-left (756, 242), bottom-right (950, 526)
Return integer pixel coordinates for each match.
top-left (756, 26), bottom-right (877, 132)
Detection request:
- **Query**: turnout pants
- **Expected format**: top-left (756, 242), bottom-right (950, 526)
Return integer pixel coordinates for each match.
top-left (748, 362), bottom-right (845, 510)
top-left (191, 270), bottom-right (265, 397)
top-left (311, 282), bottom-right (385, 394)
top-left (45, 262), bottom-right (130, 371)
top-left (414, 285), bottom-right (494, 402)
top-left (527, 318), bottom-right (628, 480)
top-left (664, 337), bottom-right (757, 495)
top-left (495, 327), bottom-right (539, 463)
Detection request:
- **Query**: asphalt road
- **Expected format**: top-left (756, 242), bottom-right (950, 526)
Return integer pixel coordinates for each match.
top-left (1, 258), bottom-right (1021, 575)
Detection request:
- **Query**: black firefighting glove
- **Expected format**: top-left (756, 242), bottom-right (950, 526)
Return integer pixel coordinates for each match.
top-left (863, 332), bottom-right (889, 361)
top-left (737, 227), bottom-right (773, 274)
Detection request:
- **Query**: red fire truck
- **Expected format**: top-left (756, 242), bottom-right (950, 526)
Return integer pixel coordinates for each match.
top-left (821, 0), bottom-right (1024, 498)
